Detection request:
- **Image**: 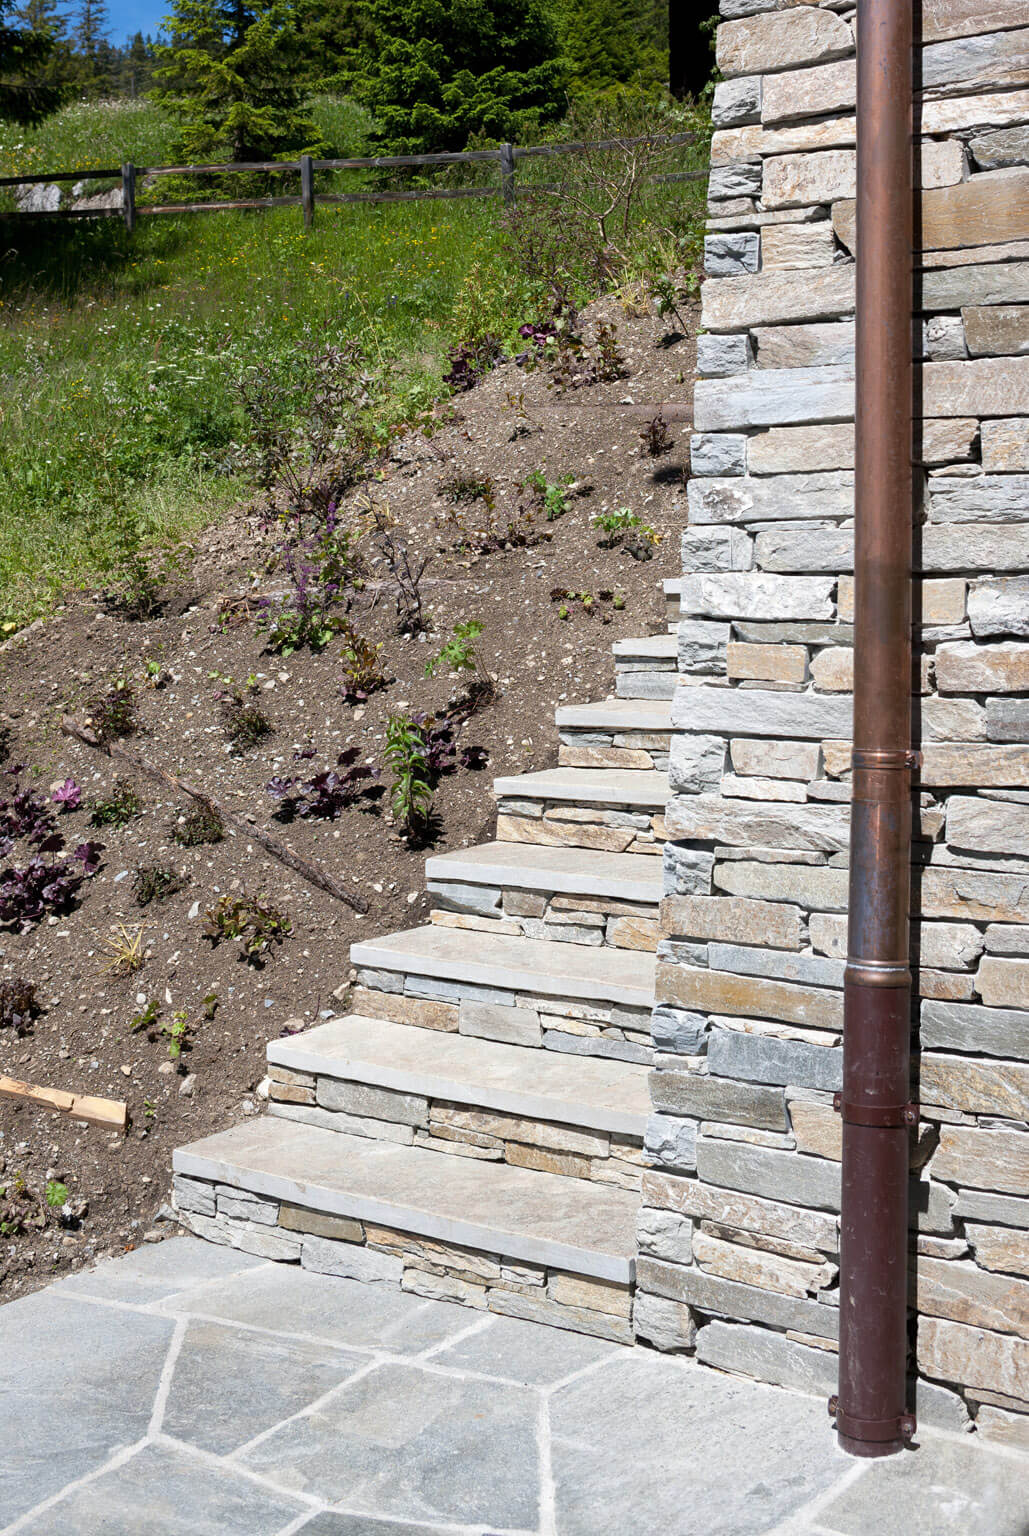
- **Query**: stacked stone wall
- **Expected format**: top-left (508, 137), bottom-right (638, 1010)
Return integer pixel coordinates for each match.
top-left (635, 0), bottom-right (1029, 1446)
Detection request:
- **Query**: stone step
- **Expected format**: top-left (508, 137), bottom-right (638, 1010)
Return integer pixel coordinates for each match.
top-left (612, 634), bottom-right (679, 699)
top-left (426, 840), bottom-right (663, 906)
top-left (555, 697), bottom-right (673, 771)
top-left (613, 634), bottom-right (678, 662)
top-left (494, 766), bottom-right (669, 856)
top-left (350, 925), bottom-right (656, 1012)
top-left (268, 1014), bottom-right (649, 1147)
top-left (172, 1115), bottom-right (639, 1290)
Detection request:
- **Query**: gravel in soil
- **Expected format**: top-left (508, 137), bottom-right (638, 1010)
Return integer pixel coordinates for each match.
top-left (0, 295), bottom-right (696, 1301)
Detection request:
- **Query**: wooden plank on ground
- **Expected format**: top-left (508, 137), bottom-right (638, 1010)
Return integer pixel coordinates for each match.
top-left (0, 1075), bottom-right (127, 1129)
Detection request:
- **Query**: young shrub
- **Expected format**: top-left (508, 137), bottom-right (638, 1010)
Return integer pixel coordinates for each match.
top-left (384, 714), bottom-right (433, 843)
top-left (592, 508), bottom-right (661, 561)
top-left (100, 503), bottom-right (181, 621)
top-left (204, 893), bottom-right (292, 964)
top-left (266, 748), bottom-right (380, 821)
top-left (172, 800), bottom-right (224, 847)
top-left (0, 978), bottom-right (39, 1035)
top-left (640, 414), bottom-right (673, 456)
top-left (0, 842), bottom-right (102, 931)
top-left (521, 469), bottom-right (575, 522)
top-left (86, 678), bottom-right (138, 744)
top-left (132, 865), bottom-right (186, 907)
top-left (214, 675), bottom-right (273, 752)
top-left (90, 778), bottom-right (144, 828)
top-left (443, 336), bottom-right (504, 393)
top-left (363, 500), bottom-right (430, 635)
top-left (425, 620), bottom-right (496, 709)
top-left (340, 628), bottom-right (389, 704)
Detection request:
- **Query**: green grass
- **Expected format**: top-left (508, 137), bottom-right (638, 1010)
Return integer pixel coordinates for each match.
top-left (0, 98), bottom-right (707, 630)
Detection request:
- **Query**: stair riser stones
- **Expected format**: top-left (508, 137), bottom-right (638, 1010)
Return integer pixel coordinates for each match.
top-left (266, 1068), bottom-right (644, 1190)
top-left (427, 886), bottom-right (660, 953)
top-left (558, 727), bottom-right (671, 773)
top-left (613, 637), bottom-right (679, 700)
top-left (496, 798), bottom-right (668, 857)
top-left (348, 968), bottom-right (655, 1064)
top-left (171, 1175), bottom-right (633, 1342)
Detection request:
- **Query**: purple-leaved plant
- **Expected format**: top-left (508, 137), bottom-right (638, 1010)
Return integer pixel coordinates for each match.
top-left (267, 748), bottom-right (381, 821)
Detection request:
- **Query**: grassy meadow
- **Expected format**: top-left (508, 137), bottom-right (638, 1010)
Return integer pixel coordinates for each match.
top-left (0, 97), bottom-right (707, 629)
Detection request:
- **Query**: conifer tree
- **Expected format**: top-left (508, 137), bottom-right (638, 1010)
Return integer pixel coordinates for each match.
top-left (155, 0), bottom-right (320, 161)
top-left (0, 0), bottom-right (65, 118)
top-left (345, 0), bottom-right (565, 156)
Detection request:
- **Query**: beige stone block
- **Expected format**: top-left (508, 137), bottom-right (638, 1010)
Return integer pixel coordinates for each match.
top-left (982, 418), bottom-right (1029, 473)
top-left (788, 1098), bottom-right (842, 1161)
top-left (919, 1315), bottom-right (1029, 1402)
top-left (506, 1143), bottom-right (592, 1179)
top-left (916, 1256), bottom-right (1029, 1336)
top-left (641, 1169), bottom-right (838, 1253)
top-left (415, 1129), bottom-right (503, 1161)
top-left (963, 303), bottom-right (1029, 359)
top-left (749, 422), bottom-right (854, 474)
top-left (810, 648), bottom-right (852, 693)
top-left (497, 815), bottom-right (634, 853)
top-left (978, 956), bottom-right (1029, 1009)
top-left (721, 774), bottom-right (806, 804)
top-left (552, 894), bottom-right (655, 918)
top-left (661, 893), bottom-right (803, 950)
top-left (922, 139), bottom-right (968, 188)
top-left (693, 1230), bottom-right (836, 1298)
top-left (921, 419), bottom-right (977, 466)
top-left (607, 915), bottom-right (659, 951)
top-left (431, 910), bottom-right (522, 936)
top-left (922, 89), bottom-right (1029, 137)
top-left (967, 1224), bottom-right (1029, 1279)
top-left (351, 987), bottom-right (459, 1033)
top-left (936, 641), bottom-right (1029, 693)
top-left (921, 1056), bottom-right (1029, 1121)
top-left (268, 1066), bottom-right (316, 1088)
top-left (278, 1204), bottom-right (364, 1242)
top-left (559, 745), bottom-right (654, 770)
top-left (975, 1404), bottom-right (1029, 1451)
top-left (502, 890), bottom-right (547, 918)
top-left (542, 805), bottom-right (608, 824)
top-left (402, 1266), bottom-right (488, 1309)
top-left (727, 641), bottom-right (808, 684)
top-left (922, 867), bottom-right (1029, 924)
top-left (923, 744), bottom-right (1029, 787)
top-left (716, 7), bottom-right (852, 79)
top-left (268, 1082), bottom-right (316, 1105)
top-left (923, 0), bottom-right (1028, 46)
top-left (921, 578), bottom-right (968, 624)
top-left (761, 222), bottom-right (837, 271)
top-left (933, 1126), bottom-right (1029, 1197)
top-left (548, 1271), bottom-right (632, 1318)
top-left (711, 118), bottom-right (855, 165)
top-left (365, 1227), bottom-right (503, 1283)
top-left (658, 964), bottom-right (843, 1032)
top-left (434, 1106), bottom-right (608, 1158)
top-left (762, 57), bottom-right (855, 124)
top-left (836, 169), bottom-right (1029, 253)
top-left (919, 969), bottom-right (977, 1001)
top-left (765, 149), bottom-right (856, 210)
top-left (700, 1220), bottom-right (825, 1267)
top-left (730, 739), bottom-right (821, 781)
top-left (703, 265), bottom-right (855, 333)
top-left (923, 357), bottom-right (1029, 420)
top-left (487, 1287), bottom-right (633, 1343)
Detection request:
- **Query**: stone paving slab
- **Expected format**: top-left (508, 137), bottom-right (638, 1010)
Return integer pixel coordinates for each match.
top-left (1, 1237), bottom-right (1027, 1536)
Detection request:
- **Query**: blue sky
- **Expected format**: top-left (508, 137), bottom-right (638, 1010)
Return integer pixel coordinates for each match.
top-left (103, 1), bottom-right (168, 43)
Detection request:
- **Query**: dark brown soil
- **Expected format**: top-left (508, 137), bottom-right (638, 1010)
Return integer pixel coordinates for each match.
top-left (0, 295), bottom-right (697, 1301)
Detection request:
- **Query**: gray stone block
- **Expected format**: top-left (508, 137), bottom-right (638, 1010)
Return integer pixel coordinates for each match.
top-left (696, 1319), bottom-right (836, 1394)
top-left (712, 75), bottom-right (762, 127)
top-left (663, 843), bottom-right (716, 898)
top-left (637, 1207), bottom-right (694, 1266)
top-left (696, 332), bottom-right (751, 378)
top-left (921, 1000), bottom-right (1029, 1062)
top-left (672, 684), bottom-right (852, 740)
top-left (930, 475), bottom-right (1029, 524)
top-left (216, 1190), bottom-right (279, 1226)
top-left (689, 433), bottom-right (748, 478)
top-left (645, 1113), bottom-right (699, 1173)
top-left (708, 944), bottom-right (845, 990)
top-left (987, 698), bottom-right (1029, 743)
top-left (459, 1000), bottom-right (542, 1047)
top-left (425, 880), bottom-right (502, 917)
top-left (709, 161), bottom-right (763, 199)
top-left (316, 1078), bottom-right (428, 1126)
top-left (969, 576), bottom-right (1029, 639)
top-left (638, 1258), bottom-right (839, 1339)
top-left (301, 1235), bottom-right (404, 1284)
top-left (970, 126), bottom-right (1029, 170)
top-left (651, 1070), bottom-right (787, 1132)
top-left (708, 1029), bottom-right (844, 1092)
top-left (669, 734), bottom-right (727, 794)
top-left (953, 1188), bottom-right (1029, 1228)
top-left (688, 471), bottom-right (853, 526)
top-left (682, 526), bottom-right (754, 573)
top-left (543, 1031), bottom-right (651, 1064)
top-left (632, 1289), bottom-right (697, 1352)
top-left (651, 1005), bottom-right (709, 1055)
top-left (697, 1136), bottom-right (841, 1212)
top-left (173, 1174), bottom-right (217, 1218)
top-left (678, 620), bottom-right (730, 673)
top-left (356, 967), bottom-right (405, 994)
top-left (705, 232), bottom-right (761, 277)
top-left (923, 314), bottom-right (967, 362)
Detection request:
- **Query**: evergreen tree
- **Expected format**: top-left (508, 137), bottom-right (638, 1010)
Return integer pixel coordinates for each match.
top-left (559, 0), bottom-right (643, 96)
top-left (72, 0), bottom-right (111, 94)
top-left (154, 0), bottom-right (320, 160)
top-left (0, 0), bottom-right (66, 118)
top-left (117, 30), bottom-right (155, 97)
top-left (296, 0), bottom-right (372, 90)
top-left (345, 0), bottom-right (565, 156)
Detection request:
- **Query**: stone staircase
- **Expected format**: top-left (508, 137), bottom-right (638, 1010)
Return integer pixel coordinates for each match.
top-left (172, 627), bottom-right (674, 1344)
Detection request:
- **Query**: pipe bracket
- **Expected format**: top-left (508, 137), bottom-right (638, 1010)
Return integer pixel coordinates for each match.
top-left (844, 959), bottom-right (913, 988)
top-left (829, 1398), bottom-right (917, 1442)
top-left (833, 1094), bottom-right (919, 1128)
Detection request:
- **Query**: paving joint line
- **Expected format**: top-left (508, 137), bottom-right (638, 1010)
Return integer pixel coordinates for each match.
top-left (0, 1438), bottom-right (148, 1536)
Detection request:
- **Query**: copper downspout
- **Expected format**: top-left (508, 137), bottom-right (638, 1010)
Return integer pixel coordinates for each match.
top-left (831, 0), bottom-right (917, 1458)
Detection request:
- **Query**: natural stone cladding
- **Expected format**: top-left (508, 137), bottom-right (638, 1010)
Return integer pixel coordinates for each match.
top-left (172, 1173), bottom-right (633, 1341)
top-left (635, 0), bottom-right (1029, 1442)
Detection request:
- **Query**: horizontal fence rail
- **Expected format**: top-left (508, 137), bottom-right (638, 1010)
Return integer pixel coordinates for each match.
top-left (0, 132), bottom-right (705, 230)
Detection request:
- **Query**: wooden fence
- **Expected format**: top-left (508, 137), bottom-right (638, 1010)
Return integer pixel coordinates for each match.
top-left (0, 132), bottom-right (704, 230)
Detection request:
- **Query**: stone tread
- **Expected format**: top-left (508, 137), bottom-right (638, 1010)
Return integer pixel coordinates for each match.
top-left (425, 840), bottom-right (663, 904)
top-left (268, 1014), bottom-right (650, 1137)
top-left (351, 924), bottom-right (656, 1007)
top-left (555, 698), bottom-right (673, 732)
top-left (612, 634), bottom-right (678, 660)
top-left (173, 1116), bottom-right (638, 1281)
top-left (492, 767), bottom-right (669, 808)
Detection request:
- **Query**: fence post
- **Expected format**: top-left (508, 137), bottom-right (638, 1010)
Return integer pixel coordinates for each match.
top-left (300, 155), bottom-right (314, 230)
top-left (121, 161), bottom-right (136, 233)
top-left (500, 142), bottom-right (516, 206)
